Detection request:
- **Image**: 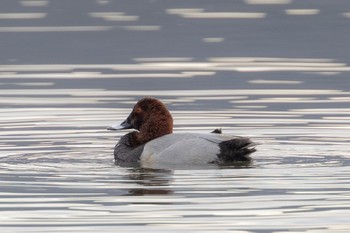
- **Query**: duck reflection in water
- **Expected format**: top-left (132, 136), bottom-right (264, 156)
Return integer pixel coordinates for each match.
top-left (125, 168), bottom-right (174, 196)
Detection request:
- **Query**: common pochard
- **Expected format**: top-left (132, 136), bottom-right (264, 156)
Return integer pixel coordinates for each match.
top-left (108, 97), bottom-right (257, 167)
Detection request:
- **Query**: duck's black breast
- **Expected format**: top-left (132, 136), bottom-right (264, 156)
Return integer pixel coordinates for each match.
top-left (114, 134), bottom-right (145, 166)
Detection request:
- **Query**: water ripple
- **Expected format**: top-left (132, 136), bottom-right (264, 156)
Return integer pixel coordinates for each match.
top-left (1, 26), bottom-right (350, 233)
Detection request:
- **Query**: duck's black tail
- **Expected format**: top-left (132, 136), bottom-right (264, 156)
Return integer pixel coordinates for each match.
top-left (217, 137), bottom-right (256, 164)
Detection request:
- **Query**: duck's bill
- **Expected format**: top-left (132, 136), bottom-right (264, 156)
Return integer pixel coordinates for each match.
top-left (107, 120), bottom-right (132, 131)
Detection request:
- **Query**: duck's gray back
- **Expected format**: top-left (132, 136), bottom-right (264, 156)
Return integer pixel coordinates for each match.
top-left (140, 133), bottom-right (254, 166)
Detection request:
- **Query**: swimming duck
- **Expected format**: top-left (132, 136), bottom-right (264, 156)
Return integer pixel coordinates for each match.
top-left (108, 97), bottom-right (257, 167)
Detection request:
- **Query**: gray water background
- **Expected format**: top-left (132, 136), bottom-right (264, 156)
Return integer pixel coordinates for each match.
top-left (1, 0), bottom-right (350, 232)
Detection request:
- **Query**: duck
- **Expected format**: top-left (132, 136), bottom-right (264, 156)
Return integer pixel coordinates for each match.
top-left (108, 97), bottom-right (257, 167)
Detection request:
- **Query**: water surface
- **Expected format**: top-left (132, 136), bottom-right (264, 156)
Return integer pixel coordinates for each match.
top-left (1, 0), bottom-right (350, 232)
top-left (1, 75), bottom-right (350, 232)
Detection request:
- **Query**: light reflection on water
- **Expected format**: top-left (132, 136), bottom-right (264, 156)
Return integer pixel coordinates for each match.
top-left (1, 58), bottom-right (350, 232)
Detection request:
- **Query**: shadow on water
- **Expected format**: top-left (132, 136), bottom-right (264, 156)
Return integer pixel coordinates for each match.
top-left (124, 168), bottom-right (175, 196)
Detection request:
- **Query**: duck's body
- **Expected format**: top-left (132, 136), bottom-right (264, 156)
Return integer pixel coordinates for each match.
top-left (109, 97), bottom-right (257, 167)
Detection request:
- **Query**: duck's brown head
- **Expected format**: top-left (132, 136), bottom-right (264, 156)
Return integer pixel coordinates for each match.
top-left (108, 97), bottom-right (173, 145)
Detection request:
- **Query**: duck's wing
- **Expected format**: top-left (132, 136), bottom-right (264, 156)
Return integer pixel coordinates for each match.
top-left (140, 133), bottom-right (219, 165)
top-left (196, 133), bottom-right (246, 144)
top-left (140, 133), bottom-right (257, 166)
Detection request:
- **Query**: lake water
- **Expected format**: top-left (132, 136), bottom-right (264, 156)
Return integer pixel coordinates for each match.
top-left (1, 61), bottom-right (350, 232)
top-left (1, 0), bottom-right (350, 232)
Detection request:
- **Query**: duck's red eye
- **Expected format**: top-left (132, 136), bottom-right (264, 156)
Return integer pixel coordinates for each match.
top-left (135, 107), bottom-right (142, 114)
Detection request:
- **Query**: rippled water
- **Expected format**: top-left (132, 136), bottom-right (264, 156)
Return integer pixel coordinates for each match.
top-left (1, 59), bottom-right (350, 232)
top-left (2, 0), bottom-right (350, 232)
